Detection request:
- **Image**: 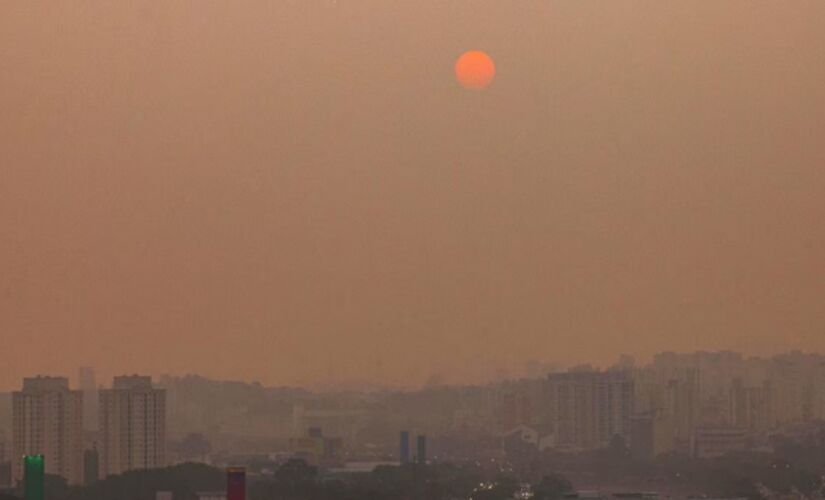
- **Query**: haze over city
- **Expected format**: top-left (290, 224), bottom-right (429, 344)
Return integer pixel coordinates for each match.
top-left (2, 1), bottom-right (824, 391)
top-left (4, 3), bottom-right (825, 498)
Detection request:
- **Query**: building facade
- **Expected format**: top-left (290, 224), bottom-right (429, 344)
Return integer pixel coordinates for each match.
top-left (78, 367), bottom-right (98, 433)
top-left (12, 377), bottom-right (83, 485)
top-left (692, 426), bottom-right (748, 458)
top-left (99, 376), bottom-right (166, 477)
top-left (548, 370), bottom-right (634, 450)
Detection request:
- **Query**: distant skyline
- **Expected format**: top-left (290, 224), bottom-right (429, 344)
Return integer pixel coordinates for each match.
top-left (4, 348), bottom-right (825, 393)
top-left (2, 2), bottom-right (824, 391)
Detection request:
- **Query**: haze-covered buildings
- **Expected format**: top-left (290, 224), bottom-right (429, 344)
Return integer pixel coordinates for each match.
top-left (99, 375), bottom-right (166, 477)
top-left (12, 376), bottom-right (83, 485)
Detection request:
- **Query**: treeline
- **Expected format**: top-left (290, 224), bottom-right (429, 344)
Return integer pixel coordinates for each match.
top-left (1, 461), bottom-right (571, 500)
top-left (506, 435), bottom-right (825, 498)
top-left (8, 435), bottom-right (825, 500)
top-left (3, 464), bottom-right (224, 500)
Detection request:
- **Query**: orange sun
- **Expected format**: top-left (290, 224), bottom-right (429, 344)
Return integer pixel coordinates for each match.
top-left (455, 50), bottom-right (496, 89)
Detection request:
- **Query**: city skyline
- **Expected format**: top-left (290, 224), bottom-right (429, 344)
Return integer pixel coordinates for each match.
top-left (5, 348), bottom-right (825, 393)
top-left (7, 349), bottom-right (825, 493)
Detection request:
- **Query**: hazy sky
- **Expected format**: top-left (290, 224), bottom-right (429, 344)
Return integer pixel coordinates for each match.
top-left (1, 1), bottom-right (824, 390)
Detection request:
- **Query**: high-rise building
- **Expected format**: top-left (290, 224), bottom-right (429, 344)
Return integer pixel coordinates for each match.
top-left (416, 435), bottom-right (427, 464)
top-left (730, 378), bottom-right (771, 433)
top-left (99, 376), bottom-right (166, 477)
top-left (548, 370), bottom-right (634, 450)
top-left (78, 367), bottom-right (98, 433)
top-left (0, 434), bottom-right (9, 488)
top-left (398, 431), bottom-right (410, 465)
top-left (663, 369), bottom-right (699, 450)
top-left (12, 377), bottom-right (83, 485)
top-left (399, 431), bottom-right (410, 464)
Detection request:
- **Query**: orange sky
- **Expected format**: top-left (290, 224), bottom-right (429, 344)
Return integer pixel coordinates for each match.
top-left (1, 1), bottom-right (824, 390)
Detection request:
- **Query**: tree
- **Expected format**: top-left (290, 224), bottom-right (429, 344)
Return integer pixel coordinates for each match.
top-left (44, 474), bottom-right (69, 500)
top-left (273, 459), bottom-right (318, 498)
top-left (471, 474), bottom-right (519, 500)
top-left (60, 463), bottom-right (224, 500)
top-left (532, 473), bottom-right (573, 500)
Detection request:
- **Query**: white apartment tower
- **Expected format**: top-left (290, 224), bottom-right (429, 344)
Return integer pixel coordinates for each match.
top-left (99, 376), bottom-right (166, 477)
top-left (547, 370), bottom-right (634, 450)
top-left (12, 376), bottom-right (83, 485)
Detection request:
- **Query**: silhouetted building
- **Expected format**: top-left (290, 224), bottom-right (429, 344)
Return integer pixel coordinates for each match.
top-left (0, 442), bottom-right (10, 489)
top-left (416, 435), bottom-right (426, 464)
top-left (630, 411), bottom-right (675, 458)
top-left (12, 377), bottom-right (83, 485)
top-left (83, 448), bottom-right (99, 486)
top-left (399, 431), bottom-right (410, 464)
top-left (99, 376), bottom-right (166, 477)
top-left (0, 437), bottom-right (7, 485)
top-left (78, 367), bottom-right (98, 433)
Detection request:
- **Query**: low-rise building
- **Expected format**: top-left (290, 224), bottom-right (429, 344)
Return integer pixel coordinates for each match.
top-left (692, 426), bottom-right (747, 458)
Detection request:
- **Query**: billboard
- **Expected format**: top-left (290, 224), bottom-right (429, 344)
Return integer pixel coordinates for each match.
top-left (24, 455), bottom-right (44, 500)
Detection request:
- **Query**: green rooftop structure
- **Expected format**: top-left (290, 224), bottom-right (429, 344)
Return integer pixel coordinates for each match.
top-left (24, 455), bottom-right (44, 500)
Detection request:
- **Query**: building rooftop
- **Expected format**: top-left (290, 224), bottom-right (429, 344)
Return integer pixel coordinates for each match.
top-left (21, 376), bottom-right (70, 392)
top-left (112, 375), bottom-right (154, 390)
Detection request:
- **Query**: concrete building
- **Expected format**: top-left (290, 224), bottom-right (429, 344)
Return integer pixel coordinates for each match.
top-left (99, 376), bottom-right (166, 477)
top-left (501, 424), bottom-right (555, 452)
top-left (399, 431), bottom-right (410, 464)
top-left (291, 404), bottom-right (366, 447)
top-left (83, 447), bottom-right (99, 486)
top-left (288, 427), bottom-right (343, 467)
top-left (630, 411), bottom-right (675, 458)
top-left (692, 426), bottom-right (747, 458)
top-left (663, 370), bottom-right (699, 450)
top-left (12, 377), bottom-right (83, 485)
top-left (548, 370), bottom-right (634, 450)
top-left (729, 379), bottom-right (772, 433)
top-left (0, 434), bottom-right (9, 489)
top-left (78, 367), bottom-right (98, 433)
top-left (416, 435), bottom-right (427, 464)
top-left (0, 434), bottom-right (7, 464)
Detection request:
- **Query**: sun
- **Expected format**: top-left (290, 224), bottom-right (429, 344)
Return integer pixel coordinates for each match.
top-left (455, 50), bottom-right (496, 90)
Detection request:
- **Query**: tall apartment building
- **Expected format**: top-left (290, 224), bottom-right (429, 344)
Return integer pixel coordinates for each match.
top-left (11, 377), bottom-right (83, 485)
top-left (664, 369), bottom-right (699, 448)
top-left (0, 431), bottom-right (7, 463)
top-left (547, 370), bottom-right (634, 450)
top-left (730, 378), bottom-right (772, 433)
top-left (99, 376), bottom-right (166, 477)
top-left (78, 367), bottom-right (98, 433)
